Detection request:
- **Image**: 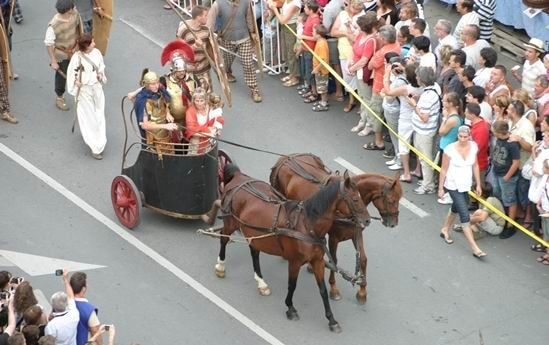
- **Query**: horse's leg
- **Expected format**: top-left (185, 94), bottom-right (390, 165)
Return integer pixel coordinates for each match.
top-left (284, 260), bottom-right (301, 321)
top-left (249, 246), bottom-right (271, 296)
top-left (201, 199), bottom-right (222, 225)
top-left (352, 233), bottom-right (368, 305)
top-left (328, 235), bottom-right (342, 301)
top-left (311, 257), bottom-right (341, 333)
top-left (215, 221), bottom-right (231, 278)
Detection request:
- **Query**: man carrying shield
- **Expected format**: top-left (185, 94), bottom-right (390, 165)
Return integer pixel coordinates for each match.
top-left (177, 5), bottom-right (212, 91)
top-left (207, 0), bottom-right (262, 103)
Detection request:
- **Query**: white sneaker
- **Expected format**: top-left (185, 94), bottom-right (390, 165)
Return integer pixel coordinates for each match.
top-left (437, 193), bottom-right (453, 205)
top-left (385, 157), bottom-right (398, 165)
top-left (351, 123), bottom-right (365, 133)
top-left (357, 127), bottom-right (373, 136)
top-left (388, 163), bottom-right (403, 170)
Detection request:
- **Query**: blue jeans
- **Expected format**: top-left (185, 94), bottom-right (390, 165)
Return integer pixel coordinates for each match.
top-left (517, 175), bottom-right (530, 208)
top-left (299, 51), bottom-right (313, 87)
top-left (493, 174), bottom-right (518, 207)
top-left (447, 189), bottom-right (470, 225)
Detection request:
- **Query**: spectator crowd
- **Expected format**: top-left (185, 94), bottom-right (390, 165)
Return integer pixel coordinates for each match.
top-left (0, 270), bottom-right (115, 345)
top-left (251, 0), bottom-right (549, 261)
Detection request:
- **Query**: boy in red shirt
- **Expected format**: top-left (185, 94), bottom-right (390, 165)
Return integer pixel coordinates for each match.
top-left (465, 103), bottom-right (490, 187)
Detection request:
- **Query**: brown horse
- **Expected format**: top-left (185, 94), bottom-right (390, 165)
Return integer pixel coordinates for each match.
top-left (203, 163), bottom-right (370, 332)
top-left (270, 153), bottom-right (403, 304)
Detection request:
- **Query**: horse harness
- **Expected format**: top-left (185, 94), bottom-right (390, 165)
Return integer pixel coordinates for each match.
top-left (220, 178), bottom-right (326, 247)
top-left (369, 180), bottom-right (400, 221)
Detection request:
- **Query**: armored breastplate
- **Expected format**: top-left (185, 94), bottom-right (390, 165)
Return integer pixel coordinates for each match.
top-left (166, 77), bottom-right (187, 123)
top-left (145, 97), bottom-right (169, 139)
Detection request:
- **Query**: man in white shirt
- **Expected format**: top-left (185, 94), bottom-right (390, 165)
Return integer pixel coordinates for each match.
top-left (511, 38), bottom-right (547, 95)
top-left (433, 19), bottom-right (458, 61)
top-left (453, 0), bottom-right (479, 48)
top-left (45, 270), bottom-right (80, 345)
top-left (461, 24), bottom-right (490, 70)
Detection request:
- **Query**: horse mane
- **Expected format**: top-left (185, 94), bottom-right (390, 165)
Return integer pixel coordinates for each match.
top-left (223, 163), bottom-right (240, 185)
top-left (302, 180), bottom-right (340, 221)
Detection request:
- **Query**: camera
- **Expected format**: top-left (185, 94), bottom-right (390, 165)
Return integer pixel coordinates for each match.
top-left (0, 292), bottom-right (9, 300)
top-left (104, 325), bottom-right (110, 331)
top-left (55, 269), bottom-right (63, 276)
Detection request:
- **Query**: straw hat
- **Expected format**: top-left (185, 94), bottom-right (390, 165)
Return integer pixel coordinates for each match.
top-left (524, 37), bottom-right (545, 53)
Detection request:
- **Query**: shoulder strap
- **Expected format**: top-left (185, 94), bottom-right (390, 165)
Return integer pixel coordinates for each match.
top-left (219, 2), bottom-right (239, 38)
top-left (79, 51), bottom-right (99, 71)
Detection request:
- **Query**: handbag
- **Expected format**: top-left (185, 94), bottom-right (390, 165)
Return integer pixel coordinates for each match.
top-left (361, 37), bottom-right (376, 85)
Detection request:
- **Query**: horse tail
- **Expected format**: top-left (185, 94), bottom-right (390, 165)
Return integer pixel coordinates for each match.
top-left (223, 163), bottom-right (240, 185)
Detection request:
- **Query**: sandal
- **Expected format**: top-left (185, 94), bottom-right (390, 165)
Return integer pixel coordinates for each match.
top-left (335, 95), bottom-right (344, 102)
top-left (363, 142), bottom-right (385, 151)
top-left (343, 103), bottom-right (356, 113)
top-left (163, 4), bottom-right (172, 9)
top-left (541, 259), bottom-right (549, 265)
top-left (283, 79), bottom-right (300, 87)
top-left (536, 253), bottom-right (549, 262)
top-left (473, 251), bottom-right (487, 259)
top-left (304, 95), bottom-right (319, 103)
top-left (301, 91), bottom-right (314, 98)
top-left (312, 103), bottom-right (329, 112)
top-left (439, 232), bottom-right (454, 244)
top-left (399, 175), bottom-right (412, 183)
top-left (298, 88), bottom-right (310, 95)
top-left (531, 243), bottom-right (546, 252)
top-left (280, 75), bottom-right (291, 82)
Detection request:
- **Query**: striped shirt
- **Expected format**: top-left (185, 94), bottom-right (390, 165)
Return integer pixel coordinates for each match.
top-left (522, 59), bottom-right (546, 96)
top-left (412, 83), bottom-right (442, 135)
top-left (474, 0), bottom-right (496, 41)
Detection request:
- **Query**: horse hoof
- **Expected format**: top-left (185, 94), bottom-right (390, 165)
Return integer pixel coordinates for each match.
top-left (329, 323), bottom-right (342, 333)
top-left (329, 290), bottom-right (342, 301)
top-left (258, 286), bottom-right (271, 296)
top-left (286, 308), bottom-right (300, 321)
top-left (356, 291), bottom-right (367, 305)
top-left (215, 269), bottom-right (225, 278)
top-left (306, 264), bottom-right (313, 273)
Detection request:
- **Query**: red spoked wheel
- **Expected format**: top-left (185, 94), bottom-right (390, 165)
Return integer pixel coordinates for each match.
top-left (111, 175), bottom-right (142, 229)
top-left (217, 149), bottom-right (233, 196)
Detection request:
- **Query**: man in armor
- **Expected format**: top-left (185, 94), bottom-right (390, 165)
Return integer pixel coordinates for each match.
top-left (134, 70), bottom-right (178, 154)
top-left (207, 0), bottom-right (262, 103)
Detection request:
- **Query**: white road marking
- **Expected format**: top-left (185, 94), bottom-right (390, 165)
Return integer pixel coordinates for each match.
top-left (0, 250), bottom-right (105, 276)
top-left (334, 157), bottom-right (429, 218)
top-left (0, 144), bottom-right (285, 345)
top-left (0, 258), bottom-right (14, 266)
top-left (119, 17), bottom-right (165, 48)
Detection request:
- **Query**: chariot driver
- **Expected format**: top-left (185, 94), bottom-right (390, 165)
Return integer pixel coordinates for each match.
top-left (134, 70), bottom-right (178, 154)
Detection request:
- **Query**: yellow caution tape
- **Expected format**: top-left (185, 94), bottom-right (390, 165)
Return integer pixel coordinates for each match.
top-left (283, 23), bottom-right (548, 247)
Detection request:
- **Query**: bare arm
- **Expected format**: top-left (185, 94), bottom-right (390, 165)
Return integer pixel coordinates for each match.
top-left (63, 270), bottom-right (74, 300)
top-left (268, 1), bottom-right (299, 24)
top-left (438, 115), bottom-right (459, 136)
top-left (206, 2), bottom-right (219, 30)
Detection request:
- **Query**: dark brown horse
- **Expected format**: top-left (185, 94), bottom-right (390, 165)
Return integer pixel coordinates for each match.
top-left (203, 163), bottom-right (370, 332)
top-left (270, 153), bottom-right (403, 304)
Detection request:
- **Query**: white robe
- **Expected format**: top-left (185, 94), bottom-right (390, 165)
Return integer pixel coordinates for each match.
top-left (67, 48), bottom-right (107, 155)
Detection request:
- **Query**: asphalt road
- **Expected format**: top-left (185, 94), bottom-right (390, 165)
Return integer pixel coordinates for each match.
top-left (1, 1), bottom-right (548, 344)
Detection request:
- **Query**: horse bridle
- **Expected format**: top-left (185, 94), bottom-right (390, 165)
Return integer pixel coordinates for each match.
top-left (370, 181), bottom-right (400, 221)
top-left (338, 180), bottom-right (369, 229)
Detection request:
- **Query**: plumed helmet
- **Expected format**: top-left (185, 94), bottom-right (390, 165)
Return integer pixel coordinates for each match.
top-left (161, 39), bottom-right (195, 72)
